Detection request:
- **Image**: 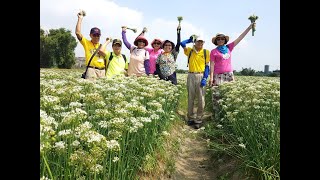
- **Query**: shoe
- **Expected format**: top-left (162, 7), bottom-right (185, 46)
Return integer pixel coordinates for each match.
top-left (194, 120), bottom-right (203, 124)
top-left (194, 123), bottom-right (202, 129)
top-left (187, 120), bottom-right (195, 126)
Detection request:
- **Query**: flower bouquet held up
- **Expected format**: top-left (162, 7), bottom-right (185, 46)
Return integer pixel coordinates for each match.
top-left (190, 34), bottom-right (199, 43)
top-left (248, 14), bottom-right (258, 36)
top-left (177, 16), bottom-right (183, 26)
top-left (106, 37), bottom-right (112, 42)
top-left (78, 9), bottom-right (86, 17)
top-left (142, 27), bottom-right (148, 33)
top-left (121, 26), bottom-right (137, 33)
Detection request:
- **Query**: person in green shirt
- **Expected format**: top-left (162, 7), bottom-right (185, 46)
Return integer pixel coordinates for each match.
top-left (99, 38), bottom-right (128, 78)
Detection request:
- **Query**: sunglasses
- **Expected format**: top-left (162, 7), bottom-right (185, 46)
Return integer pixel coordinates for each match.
top-left (153, 42), bottom-right (161, 45)
top-left (216, 38), bottom-right (225, 41)
top-left (92, 34), bottom-right (101, 37)
top-left (137, 40), bottom-right (145, 43)
top-left (164, 44), bottom-right (172, 47)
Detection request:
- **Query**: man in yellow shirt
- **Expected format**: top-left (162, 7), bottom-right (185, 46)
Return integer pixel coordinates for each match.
top-left (99, 39), bottom-right (128, 78)
top-left (180, 35), bottom-right (210, 129)
top-left (75, 12), bottom-right (105, 81)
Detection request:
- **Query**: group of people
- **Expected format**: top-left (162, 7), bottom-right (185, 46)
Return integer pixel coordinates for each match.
top-left (75, 12), bottom-right (181, 84)
top-left (75, 12), bottom-right (256, 129)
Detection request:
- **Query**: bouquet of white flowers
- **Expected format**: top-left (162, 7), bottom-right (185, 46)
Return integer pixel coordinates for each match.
top-left (248, 14), bottom-right (258, 36)
top-left (78, 9), bottom-right (86, 17)
top-left (177, 16), bottom-right (183, 26)
top-left (121, 26), bottom-right (137, 33)
top-left (142, 27), bottom-right (148, 33)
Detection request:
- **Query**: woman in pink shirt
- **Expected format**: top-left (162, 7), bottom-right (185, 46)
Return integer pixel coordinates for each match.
top-left (209, 22), bottom-right (256, 86)
top-left (145, 38), bottom-right (164, 75)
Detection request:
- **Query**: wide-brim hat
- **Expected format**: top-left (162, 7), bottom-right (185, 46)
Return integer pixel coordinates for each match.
top-left (161, 40), bottom-right (175, 49)
top-left (151, 38), bottom-right (163, 48)
top-left (212, 33), bottom-right (229, 45)
top-left (134, 36), bottom-right (148, 46)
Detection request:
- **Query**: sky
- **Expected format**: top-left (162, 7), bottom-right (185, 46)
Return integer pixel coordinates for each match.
top-left (40, 0), bottom-right (280, 71)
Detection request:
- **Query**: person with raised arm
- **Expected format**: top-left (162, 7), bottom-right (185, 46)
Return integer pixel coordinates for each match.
top-left (75, 10), bottom-right (105, 81)
top-left (121, 26), bottom-right (150, 77)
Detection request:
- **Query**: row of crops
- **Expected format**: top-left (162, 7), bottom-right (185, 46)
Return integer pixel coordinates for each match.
top-left (40, 69), bottom-right (280, 180)
top-left (40, 69), bottom-right (183, 179)
top-left (204, 76), bottom-right (280, 179)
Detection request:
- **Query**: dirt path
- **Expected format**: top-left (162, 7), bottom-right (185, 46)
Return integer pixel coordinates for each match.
top-left (166, 111), bottom-right (243, 180)
top-left (139, 109), bottom-right (246, 180)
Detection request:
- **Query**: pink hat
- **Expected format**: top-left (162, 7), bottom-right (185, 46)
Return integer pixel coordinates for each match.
top-left (151, 38), bottom-right (163, 48)
top-left (134, 36), bottom-right (148, 46)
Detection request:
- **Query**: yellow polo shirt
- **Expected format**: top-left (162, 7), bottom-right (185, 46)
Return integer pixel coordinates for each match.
top-left (184, 47), bottom-right (210, 72)
top-left (80, 37), bottom-right (105, 68)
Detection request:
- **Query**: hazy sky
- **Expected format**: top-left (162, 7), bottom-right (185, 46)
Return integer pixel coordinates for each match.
top-left (40, 0), bottom-right (280, 71)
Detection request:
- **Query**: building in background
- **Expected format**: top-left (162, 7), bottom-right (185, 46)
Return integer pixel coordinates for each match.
top-left (75, 57), bottom-right (85, 68)
top-left (264, 65), bottom-right (269, 74)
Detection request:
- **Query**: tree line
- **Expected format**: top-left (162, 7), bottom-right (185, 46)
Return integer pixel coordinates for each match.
top-left (40, 26), bottom-right (77, 68)
top-left (176, 68), bottom-right (280, 77)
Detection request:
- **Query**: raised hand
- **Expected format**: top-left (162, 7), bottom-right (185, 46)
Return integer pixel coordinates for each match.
top-left (121, 26), bottom-right (127, 32)
top-left (177, 24), bottom-right (181, 31)
top-left (77, 10), bottom-right (86, 19)
top-left (106, 37), bottom-right (112, 42)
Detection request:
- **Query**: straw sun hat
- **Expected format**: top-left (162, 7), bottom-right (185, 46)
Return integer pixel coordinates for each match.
top-left (211, 33), bottom-right (230, 45)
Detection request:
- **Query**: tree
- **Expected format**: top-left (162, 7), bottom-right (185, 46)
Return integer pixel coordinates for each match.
top-left (240, 68), bottom-right (256, 76)
top-left (48, 28), bottom-right (77, 68)
top-left (40, 27), bottom-right (54, 68)
top-left (40, 27), bottom-right (77, 68)
top-left (176, 69), bottom-right (188, 73)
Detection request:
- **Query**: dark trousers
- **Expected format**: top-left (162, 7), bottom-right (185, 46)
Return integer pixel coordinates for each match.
top-left (165, 72), bottom-right (177, 85)
top-left (155, 64), bottom-right (177, 85)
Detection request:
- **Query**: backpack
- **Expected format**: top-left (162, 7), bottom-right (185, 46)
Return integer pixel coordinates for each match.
top-left (187, 49), bottom-right (207, 67)
top-left (105, 52), bottom-right (127, 72)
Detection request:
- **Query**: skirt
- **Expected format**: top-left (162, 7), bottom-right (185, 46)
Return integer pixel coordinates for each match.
top-left (213, 72), bottom-right (235, 86)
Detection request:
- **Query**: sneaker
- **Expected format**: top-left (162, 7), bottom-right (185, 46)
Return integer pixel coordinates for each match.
top-left (187, 120), bottom-right (195, 126)
top-left (194, 120), bottom-right (203, 124)
top-left (194, 123), bottom-right (202, 129)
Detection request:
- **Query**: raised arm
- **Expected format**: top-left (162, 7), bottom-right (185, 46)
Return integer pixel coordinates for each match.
top-left (98, 37), bottom-right (112, 57)
top-left (233, 22), bottom-right (256, 47)
top-left (121, 27), bottom-right (132, 50)
top-left (136, 28), bottom-right (152, 51)
top-left (180, 35), bottom-right (194, 51)
top-left (136, 29), bottom-right (145, 39)
top-left (75, 13), bottom-right (84, 41)
top-left (175, 25), bottom-right (181, 52)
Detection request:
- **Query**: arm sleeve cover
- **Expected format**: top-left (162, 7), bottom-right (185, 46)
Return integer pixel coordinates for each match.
top-left (144, 59), bottom-right (150, 75)
top-left (180, 38), bottom-right (192, 48)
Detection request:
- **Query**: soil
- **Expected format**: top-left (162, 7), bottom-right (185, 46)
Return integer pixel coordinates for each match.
top-left (165, 111), bottom-right (245, 180)
top-left (140, 110), bottom-right (249, 180)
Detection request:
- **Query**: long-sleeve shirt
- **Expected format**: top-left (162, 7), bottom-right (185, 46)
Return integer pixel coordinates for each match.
top-left (156, 29), bottom-right (181, 78)
top-left (122, 31), bottom-right (150, 76)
